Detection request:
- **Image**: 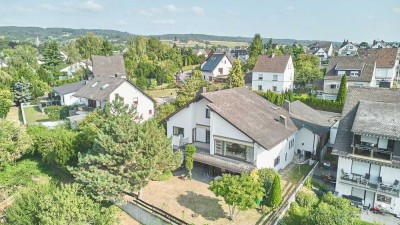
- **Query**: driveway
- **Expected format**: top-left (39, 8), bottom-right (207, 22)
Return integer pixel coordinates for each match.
top-left (361, 210), bottom-right (400, 225)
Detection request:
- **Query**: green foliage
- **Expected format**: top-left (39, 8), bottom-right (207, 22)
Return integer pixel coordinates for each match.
top-left (336, 75), bottom-right (347, 103)
top-left (268, 175), bottom-right (282, 208)
top-left (54, 76), bottom-right (80, 86)
top-left (209, 173), bottom-right (264, 221)
top-left (300, 96), bottom-right (343, 113)
top-left (185, 144), bottom-right (196, 179)
top-left (70, 95), bottom-right (181, 201)
top-left (0, 70), bottom-right (13, 88)
top-left (154, 103), bottom-right (177, 122)
top-left (255, 168), bottom-right (278, 198)
top-left (27, 125), bottom-right (78, 167)
top-left (152, 170), bottom-right (173, 181)
top-left (3, 44), bottom-right (39, 70)
top-left (44, 105), bottom-right (74, 121)
top-left (62, 41), bottom-right (82, 64)
top-left (0, 119), bottom-right (32, 166)
top-left (249, 34), bottom-right (264, 58)
top-left (100, 39), bottom-right (113, 56)
top-left (31, 79), bottom-right (51, 98)
top-left (304, 176), bottom-right (312, 189)
top-left (76, 32), bottom-right (104, 59)
top-left (0, 98), bottom-right (12, 118)
top-left (294, 54), bottom-right (323, 85)
top-left (13, 79), bottom-right (31, 104)
top-left (43, 41), bottom-right (64, 69)
top-left (6, 183), bottom-right (116, 225)
top-left (175, 71), bottom-right (209, 107)
top-left (226, 58), bottom-right (244, 88)
top-left (295, 187), bottom-right (319, 208)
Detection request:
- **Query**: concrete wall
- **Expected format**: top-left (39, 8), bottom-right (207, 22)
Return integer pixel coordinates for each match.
top-left (121, 202), bottom-right (169, 225)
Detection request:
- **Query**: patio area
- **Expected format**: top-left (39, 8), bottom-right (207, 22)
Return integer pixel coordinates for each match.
top-left (140, 166), bottom-right (263, 225)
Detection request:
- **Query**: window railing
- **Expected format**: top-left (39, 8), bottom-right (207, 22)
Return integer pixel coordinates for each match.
top-left (353, 145), bottom-right (392, 161)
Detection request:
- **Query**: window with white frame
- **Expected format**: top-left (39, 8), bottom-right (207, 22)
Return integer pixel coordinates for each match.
top-left (330, 84), bottom-right (337, 89)
top-left (338, 71), bottom-right (345, 76)
top-left (258, 74), bottom-right (263, 80)
top-left (206, 109), bottom-right (210, 118)
top-left (173, 126), bottom-right (184, 136)
top-left (258, 85), bottom-right (262, 91)
top-left (273, 86), bottom-right (277, 92)
top-left (273, 75), bottom-right (278, 81)
top-left (350, 71), bottom-right (360, 76)
top-left (274, 156), bottom-right (280, 166)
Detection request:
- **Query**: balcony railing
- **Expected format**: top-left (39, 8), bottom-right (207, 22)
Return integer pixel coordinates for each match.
top-left (353, 145), bottom-right (393, 161)
top-left (339, 172), bottom-right (399, 197)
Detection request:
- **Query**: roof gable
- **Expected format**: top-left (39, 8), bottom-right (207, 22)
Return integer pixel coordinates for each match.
top-left (252, 55), bottom-right (291, 73)
top-left (53, 80), bottom-right (86, 95)
top-left (92, 55), bottom-right (126, 77)
top-left (201, 53), bottom-right (230, 72)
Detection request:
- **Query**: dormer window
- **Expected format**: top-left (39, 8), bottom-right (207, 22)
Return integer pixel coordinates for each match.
top-left (330, 84), bottom-right (338, 89)
top-left (350, 71), bottom-right (359, 77)
top-left (338, 71), bottom-right (345, 76)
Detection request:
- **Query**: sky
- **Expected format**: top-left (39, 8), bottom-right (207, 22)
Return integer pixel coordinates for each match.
top-left (0, 0), bottom-right (399, 43)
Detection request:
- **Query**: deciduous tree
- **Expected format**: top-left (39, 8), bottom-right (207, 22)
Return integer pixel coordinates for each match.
top-left (209, 173), bottom-right (264, 221)
top-left (226, 58), bottom-right (244, 88)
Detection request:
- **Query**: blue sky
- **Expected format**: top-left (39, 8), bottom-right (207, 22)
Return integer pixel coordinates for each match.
top-left (1, 0), bottom-right (399, 42)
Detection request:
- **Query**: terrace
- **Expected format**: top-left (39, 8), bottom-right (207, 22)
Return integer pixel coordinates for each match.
top-left (352, 134), bottom-right (395, 162)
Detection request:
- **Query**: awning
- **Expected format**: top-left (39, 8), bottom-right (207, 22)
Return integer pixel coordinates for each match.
top-left (194, 151), bottom-right (255, 173)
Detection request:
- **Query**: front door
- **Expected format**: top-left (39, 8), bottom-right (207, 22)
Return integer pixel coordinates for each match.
top-left (206, 130), bottom-right (210, 143)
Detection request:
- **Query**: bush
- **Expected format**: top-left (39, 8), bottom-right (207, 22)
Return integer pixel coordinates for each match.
top-left (295, 187), bottom-right (319, 208)
top-left (152, 170), bottom-right (173, 181)
top-left (268, 175), bottom-right (282, 208)
top-left (44, 105), bottom-right (74, 121)
top-left (297, 97), bottom-right (343, 113)
top-left (305, 176), bottom-right (312, 189)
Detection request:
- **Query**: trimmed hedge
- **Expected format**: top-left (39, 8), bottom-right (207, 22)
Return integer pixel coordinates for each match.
top-left (44, 105), bottom-right (75, 121)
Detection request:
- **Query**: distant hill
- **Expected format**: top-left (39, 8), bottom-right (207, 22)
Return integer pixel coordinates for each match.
top-left (0, 26), bottom-right (340, 46)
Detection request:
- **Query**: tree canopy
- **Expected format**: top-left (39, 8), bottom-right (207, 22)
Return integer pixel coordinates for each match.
top-left (226, 58), bottom-right (244, 88)
top-left (249, 34), bottom-right (264, 59)
top-left (209, 173), bottom-right (264, 221)
top-left (294, 54), bottom-right (323, 85)
top-left (43, 41), bottom-right (64, 69)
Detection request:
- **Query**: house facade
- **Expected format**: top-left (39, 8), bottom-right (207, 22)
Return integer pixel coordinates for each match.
top-left (333, 88), bottom-right (400, 216)
top-left (53, 81), bottom-right (87, 106)
top-left (200, 53), bottom-right (233, 81)
top-left (73, 76), bottom-right (155, 121)
top-left (372, 40), bottom-right (389, 49)
top-left (338, 42), bottom-right (359, 56)
top-left (306, 42), bottom-right (334, 63)
top-left (251, 54), bottom-right (294, 92)
top-left (165, 87), bottom-right (298, 173)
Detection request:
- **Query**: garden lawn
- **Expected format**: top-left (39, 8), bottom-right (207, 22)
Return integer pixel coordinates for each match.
top-left (286, 164), bottom-right (312, 184)
top-left (146, 88), bottom-right (177, 98)
top-left (140, 173), bottom-right (262, 225)
top-left (23, 106), bottom-right (50, 124)
top-left (6, 106), bottom-right (21, 123)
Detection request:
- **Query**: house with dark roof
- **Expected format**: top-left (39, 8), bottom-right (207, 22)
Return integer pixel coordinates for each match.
top-left (73, 76), bottom-right (155, 121)
top-left (230, 49), bottom-right (249, 63)
top-left (306, 41), bottom-right (334, 63)
top-left (251, 54), bottom-right (294, 92)
top-left (333, 87), bottom-right (400, 216)
top-left (372, 40), bottom-right (390, 49)
top-left (200, 52), bottom-right (233, 81)
top-left (165, 87), bottom-right (332, 173)
top-left (53, 80), bottom-right (87, 106)
top-left (91, 55), bottom-right (126, 78)
top-left (322, 48), bottom-right (399, 100)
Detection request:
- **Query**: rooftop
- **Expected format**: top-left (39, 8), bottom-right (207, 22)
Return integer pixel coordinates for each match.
top-left (252, 54), bottom-right (291, 73)
top-left (201, 53), bottom-right (233, 72)
top-left (73, 76), bottom-right (126, 101)
top-left (53, 80), bottom-right (87, 95)
top-left (91, 55), bottom-right (126, 77)
top-left (324, 55), bottom-right (377, 82)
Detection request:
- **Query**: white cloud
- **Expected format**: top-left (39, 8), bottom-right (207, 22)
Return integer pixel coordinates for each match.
top-left (394, 7), bottom-right (400, 13)
top-left (285, 6), bottom-right (295, 11)
top-left (78, 1), bottom-right (103, 12)
top-left (164, 4), bottom-right (181, 13)
top-left (152, 19), bottom-right (176, 25)
top-left (139, 8), bottom-right (162, 16)
top-left (190, 6), bottom-right (205, 16)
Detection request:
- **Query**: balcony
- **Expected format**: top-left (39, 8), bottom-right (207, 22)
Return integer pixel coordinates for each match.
top-left (353, 144), bottom-right (393, 161)
top-left (339, 171), bottom-right (400, 197)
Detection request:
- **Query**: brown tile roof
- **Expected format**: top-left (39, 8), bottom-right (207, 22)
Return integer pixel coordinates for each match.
top-left (324, 55), bottom-right (377, 82)
top-left (201, 87), bottom-right (298, 150)
top-left (91, 55), bottom-right (126, 77)
top-left (372, 48), bottom-right (398, 68)
top-left (252, 55), bottom-right (291, 73)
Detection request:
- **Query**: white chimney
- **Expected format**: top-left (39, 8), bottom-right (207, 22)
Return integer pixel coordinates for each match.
top-left (279, 115), bottom-right (287, 127)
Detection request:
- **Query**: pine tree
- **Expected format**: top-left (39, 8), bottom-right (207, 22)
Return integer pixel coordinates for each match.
top-left (43, 40), bottom-right (64, 69)
top-left (69, 95), bottom-right (181, 201)
top-left (226, 58), bottom-right (244, 88)
top-left (13, 79), bottom-right (31, 105)
top-left (336, 74), bottom-right (347, 103)
top-left (249, 34), bottom-right (264, 58)
top-left (268, 175), bottom-right (282, 208)
top-left (185, 144), bottom-right (196, 179)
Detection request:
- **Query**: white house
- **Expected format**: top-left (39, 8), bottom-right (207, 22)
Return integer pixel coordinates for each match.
top-left (59, 61), bottom-right (92, 80)
top-left (200, 52), bottom-right (233, 81)
top-left (338, 42), bottom-right (359, 56)
top-left (230, 49), bottom-right (249, 63)
top-left (251, 54), bottom-right (294, 92)
top-left (53, 81), bottom-right (87, 106)
top-left (306, 42), bottom-right (334, 63)
top-left (333, 87), bottom-right (400, 216)
top-left (193, 49), bottom-right (208, 57)
top-left (372, 40), bottom-right (390, 49)
top-left (73, 76), bottom-right (155, 122)
top-left (322, 48), bottom-right (399, 100)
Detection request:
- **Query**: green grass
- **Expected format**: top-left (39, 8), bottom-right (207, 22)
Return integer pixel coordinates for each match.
top-left (23, 106), bottom-right (50, 124)
top-left (182, 64), bottom-right (199, 71)
top-left (355, 220), bottom-right (374, 225)
top-left (146, 88), bottom-right (177, 98)
top-left (286, 164), bottom-right (312, 184)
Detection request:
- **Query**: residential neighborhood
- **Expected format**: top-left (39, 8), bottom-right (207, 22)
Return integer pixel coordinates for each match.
top-left (0, 1), bottom-right (399, 225)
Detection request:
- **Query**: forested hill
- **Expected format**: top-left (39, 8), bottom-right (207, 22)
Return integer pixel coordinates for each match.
top-left (0, 26), bottom-right (336, 45)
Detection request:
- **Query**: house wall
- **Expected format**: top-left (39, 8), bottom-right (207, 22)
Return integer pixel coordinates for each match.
top-left (60, 92), bottom-right (83, 106)
top-left (338, 44), bottom-right (358, 56)
top-left (294, 127), bottom-right (319, 154)
top-left (255, 133), bottom-right (296, 170)
top-left (201, 55), bottom-right (232, 81)
top-left (110, 81), bottom-right (155, 122)
top-left (167, 104), bottom-right (195, 147)
top-left (323, 80), bottom-right (372, 100)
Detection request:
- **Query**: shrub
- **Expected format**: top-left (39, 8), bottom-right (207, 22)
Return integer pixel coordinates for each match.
top-left (295, 187), bottom-right (319, 208)
top-left (267, 175), bottom-right (282, 208)
top-left (44, 105), bottom-right (74, 121)
top-left (152, 170), bottom-right (173, 181)
top-left (305, 176), bottom-right (312, 189)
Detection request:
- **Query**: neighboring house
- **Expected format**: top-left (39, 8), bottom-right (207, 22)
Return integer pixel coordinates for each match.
top-left (165, 87), bottom-right (298, 173)
top-left (193, 49), bottom-right (208, 57)
top-left (200, 52), bottom-right (233, 81)
top-left (283, 100), bottom-right (337, 158)
top-left (333, 87), bottom-right (400, 216)
top-left (53, 81), bottom-right (87, 106)
top-left (73, 76), bottom-right (155, 122)
top-left (306, 42), bottom-right (334, 63)
top-left (322, 48), bottom-right (399, 100)
top-left (91, 55), bottom-right (127, 78)
top-left (251, 54), bottom-right (294, 92)
top-left (230, 49), bottom-right (249, 63)
top-left (372, 40), bottom-right (390, 49)
top-left (59, 61), bottom-right (92, 80)
top-left (338, 42), bottom-right (359, 56)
